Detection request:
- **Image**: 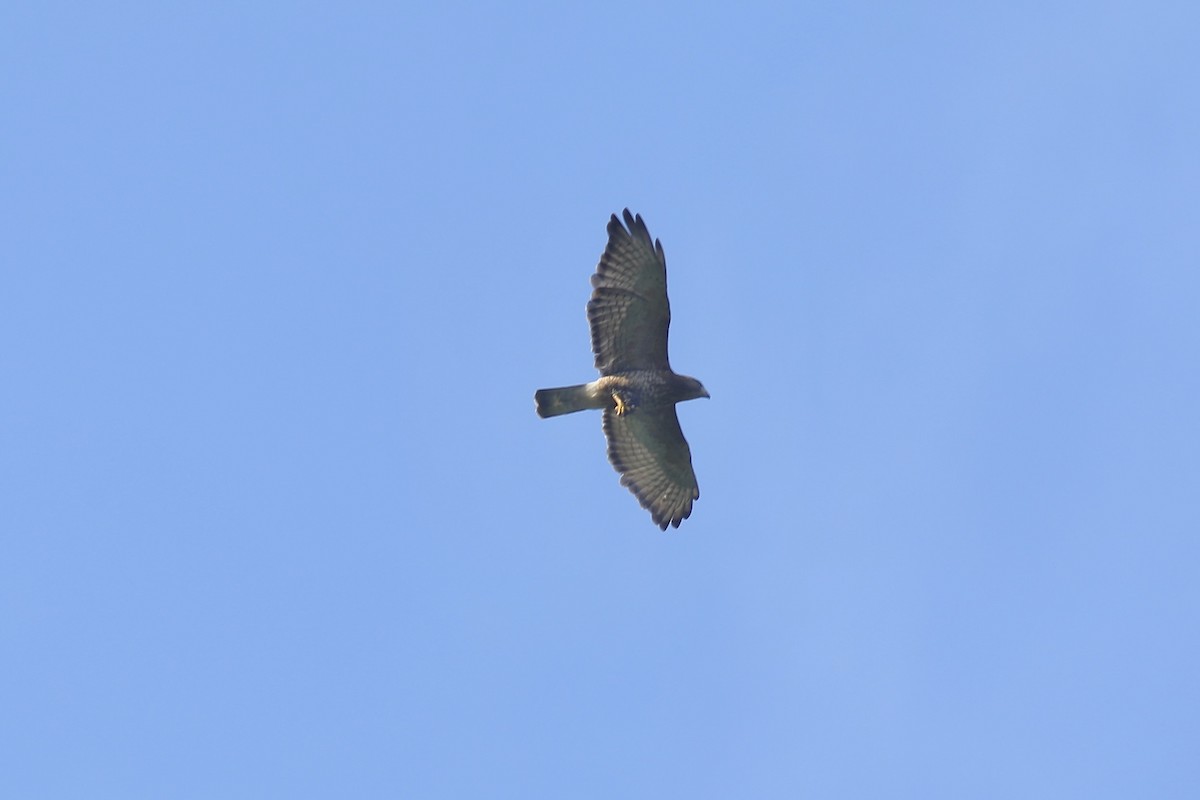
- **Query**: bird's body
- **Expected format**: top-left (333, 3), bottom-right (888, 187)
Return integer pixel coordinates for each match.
top-left (535, 371), bottom-right (707, 419)
top-left (534, 210), bottom-right (708, 530)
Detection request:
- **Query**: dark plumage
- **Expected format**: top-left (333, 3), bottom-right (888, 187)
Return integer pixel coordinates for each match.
top-left (534, 210), bottom-right (708, 530)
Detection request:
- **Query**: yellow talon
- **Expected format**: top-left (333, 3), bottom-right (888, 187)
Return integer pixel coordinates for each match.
top-left (613, 393), bottom-right (629, 416)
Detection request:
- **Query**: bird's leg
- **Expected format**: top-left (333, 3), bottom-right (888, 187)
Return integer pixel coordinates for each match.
top-left (612, 389), bottom-right (636, 416)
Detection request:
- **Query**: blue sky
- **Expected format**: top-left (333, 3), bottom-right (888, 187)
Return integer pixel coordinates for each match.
top-left (3, 2), bottom-right (1198, 797)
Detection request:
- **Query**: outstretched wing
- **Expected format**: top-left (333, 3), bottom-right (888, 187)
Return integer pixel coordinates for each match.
top-left (602, 407), bottom-right (699, 530)
top-left (587, 209), bottom-right (671, 374)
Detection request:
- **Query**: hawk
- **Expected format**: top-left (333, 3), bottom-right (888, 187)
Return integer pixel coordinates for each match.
top-left (535, 209), bottom-right (709, 530)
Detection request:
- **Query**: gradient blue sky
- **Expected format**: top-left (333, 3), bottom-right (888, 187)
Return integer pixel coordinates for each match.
top-left (4, 2), bottom-right (1198, 797)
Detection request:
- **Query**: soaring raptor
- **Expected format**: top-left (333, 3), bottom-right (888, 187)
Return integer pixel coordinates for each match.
top-left (535, 209), bottom-right (709, 529)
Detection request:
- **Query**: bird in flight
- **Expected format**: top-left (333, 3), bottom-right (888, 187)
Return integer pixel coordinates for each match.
top-left (535, 209), bottom-right (709, 530)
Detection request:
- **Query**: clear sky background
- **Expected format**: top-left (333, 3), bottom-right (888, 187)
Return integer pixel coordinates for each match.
top-left (3, 2), bottom-right (1198, 798)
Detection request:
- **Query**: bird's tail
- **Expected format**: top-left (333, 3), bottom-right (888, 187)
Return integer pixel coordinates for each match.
top-left (534, 384), bottom-right (602, 418)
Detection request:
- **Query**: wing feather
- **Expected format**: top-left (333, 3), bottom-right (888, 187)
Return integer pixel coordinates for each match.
top-left (602, 407), bottom-right (699, 530)
top-left (587, 209), bottom-right (671, 374)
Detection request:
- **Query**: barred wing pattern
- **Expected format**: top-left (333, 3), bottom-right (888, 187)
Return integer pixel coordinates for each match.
top-left (587, 209), bottom-right (671, 374)
top-left (603, 407), bottom-right (699, 530)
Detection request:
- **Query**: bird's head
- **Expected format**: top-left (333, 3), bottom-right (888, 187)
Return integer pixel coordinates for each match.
top-left (676, 375), bottom-right (710, 402)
